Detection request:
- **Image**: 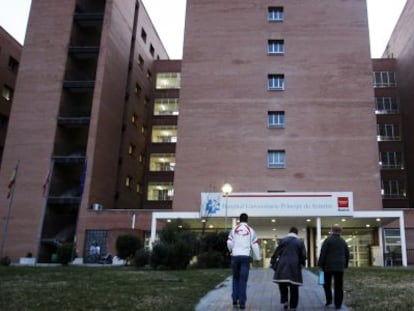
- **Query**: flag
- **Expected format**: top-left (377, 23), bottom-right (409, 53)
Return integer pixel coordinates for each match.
top-left (6, 161), bottom-right (19, 198)
top-left (42, 166), bottom-right (52, 197)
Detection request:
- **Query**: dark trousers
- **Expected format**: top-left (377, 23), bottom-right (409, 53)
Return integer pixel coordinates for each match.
top-left (231, 256), bottom-right (250, 306)
top-left (279, 282), bottom-right (299, 309)
top-left (323, 271), bottom-right (344, 308)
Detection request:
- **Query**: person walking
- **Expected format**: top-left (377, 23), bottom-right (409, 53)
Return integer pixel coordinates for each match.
top-left (227, 213), bottom-right (261, 310)
top-left (271, 226), bottom-right (307, 311)
top-left (318, 224), bottom-right (350, 310)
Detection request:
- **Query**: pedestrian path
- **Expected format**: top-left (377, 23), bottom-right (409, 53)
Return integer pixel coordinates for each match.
top-left (195, 268), bottom-right (349, 311)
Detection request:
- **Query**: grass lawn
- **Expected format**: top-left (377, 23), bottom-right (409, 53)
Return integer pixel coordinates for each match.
top-left (0, 266), bottom-right (230, 311)
top-left (344, 267), bottom-right (414, 311)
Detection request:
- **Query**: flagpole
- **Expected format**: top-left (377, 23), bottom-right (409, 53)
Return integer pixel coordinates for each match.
top-left (0, 160), bottom-right (20, 258)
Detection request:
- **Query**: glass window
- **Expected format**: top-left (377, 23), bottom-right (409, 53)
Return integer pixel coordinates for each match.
top-left (8, 56), bottom-right (19, 73)
top-left (268, 7), bottom-right (284, 21)
top-left (154, 98), bottom-right (179, 116)
top-left (268, 150), bottom-right (286, 168)
top-left (149, 153), bottom-right (176, 171)
top-left (375, 97), bottom-right (399, 114)
top-left (268, 111), bottom-right (285, 128)
top-left (141, 28), bottom-right (147, 43)
top-left (373, 71), bottom-right (396, 88)
top-left (125, 175), bottom-right (132, 188)
top-left (151, 126), bottom-right (178, 143)
top-left (382, 180), bottom-right (405, 198)
top-left (377, 124), bottom-right (400, 141)
top-left (2, 85), bottom-right (13, 101)
top-left (268, 40), bottom-right (284, 54)
top-left (268, 74), bottom-right (285, 90)
top-left (379, 151), bottom-right (402, 169)
top-left (149, 44), bottom-right (155, 56)
top-left (156, 73), bottom-right (181, 89)
top-left (147, 182), bottom-right (174, 201)
top-left (128, 144), bottom-right (136, 156)
top-left (138, 54), bottom-right (144, 69)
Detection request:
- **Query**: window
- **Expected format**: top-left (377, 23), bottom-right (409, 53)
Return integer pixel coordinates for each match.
top-left (141, 28), bottom-right (147, 43)
top-left (375, 97), bottom-right (399, 114)
top-left (151, 126), bottom-right (177, 143)
top-left (382, 180), bottom-right (405, 199)
top-left (146, 70), bottom-right (152, 80)
top-left (8, 56), bottom-right (19, 73)
top-left (379, 151), bottom-right (402, 169)
top-left (156, 73), bottom-right (181, 89)
top-left (268, 150), bottom-right (286, 168)
top-left (135, 83), bottom-right (142, 96)
top-left (128, 144), bottom-right (136, 156)
top-left (268, 7), bottom-right (284, 21)
top-left (147, 182), bottom-right (174, 201)
top-left (377, 124), bottom-right (400, 141)
top-left (138, 54), bottom-right (144, 69)
top-left (154, 98), bottom-right (179, 116)
top-left (373, 71), bottom-right (396, 88)
top-left (125, 176), bottom-right (133, 188)
top-left (136, 183), bottom-right (141, 194)
top-left (268, 111), bottom-right (285, 128)
top-left (2, 85), bottom-right (13, 101)
top-left (131, 113), bottom-right (138, 126)
top-left (268, 74), bottom-right (285, 90)
top-left (149, 153), bottom-right (176, 171)
top-left (149, 44), bottom-right (155, 57)
top-left (268, 40), bottom-right (284, 54)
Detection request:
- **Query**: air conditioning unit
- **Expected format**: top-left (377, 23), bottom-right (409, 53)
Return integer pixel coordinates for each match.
top-left (92, 203), bottom-right (103, 211)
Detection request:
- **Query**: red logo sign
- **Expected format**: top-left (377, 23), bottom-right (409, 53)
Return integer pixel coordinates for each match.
top-left (337, 197), bottom-right (349, 210)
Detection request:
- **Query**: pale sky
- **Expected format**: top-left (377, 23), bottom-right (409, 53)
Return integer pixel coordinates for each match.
top-left (0, 0), bottom-right (407, 59)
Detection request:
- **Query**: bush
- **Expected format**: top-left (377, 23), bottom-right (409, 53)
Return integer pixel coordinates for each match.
top-left (0, 256), bottom-right (11, 266)
top-left (150, 220), bottom-right (198, 270)
top-left (196, 251), bottom-right (225, 268)
top-left (134, 248), bottom-right (150, 268)
top-left (57, 243), bottom-right (73, 265)
top-left (116, 234), bottom-right (143, 260)
top-left (197, 232), bottom-right (230, 268)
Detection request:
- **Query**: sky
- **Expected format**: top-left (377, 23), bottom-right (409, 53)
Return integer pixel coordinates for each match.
top-left (0, 0), bottom-right (407, 59)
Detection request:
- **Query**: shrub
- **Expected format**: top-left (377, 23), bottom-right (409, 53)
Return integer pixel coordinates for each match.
top-left (196, 251), bottom-right (225, 268)
top-left (197, 232), bottom-right (230, 268)
top-left (134, 248), bottom-right (150, 268)
top-left (0, 256), bottom-right (11, 266)
top-left (150, 220), bottom-right (198, 269)
top-left (57, 243), bottom-right (73, 265)
top-left (116, 234), bottom-right (143, 260)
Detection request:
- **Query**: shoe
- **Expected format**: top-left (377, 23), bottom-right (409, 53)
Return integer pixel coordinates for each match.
top-left (283, 303), bottom-right (288, 309)
top-left (325, 301), bottom-right (332, 306)
top-left (239, 305), bottom-right (245, 310)
top-left (232, 300), bottom-right (238, 306)
top-left (335, 306), bottom-right (341, 310)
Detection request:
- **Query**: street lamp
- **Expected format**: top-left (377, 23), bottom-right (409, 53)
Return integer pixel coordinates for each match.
top-left (222, 183), bottom-right (233, 231)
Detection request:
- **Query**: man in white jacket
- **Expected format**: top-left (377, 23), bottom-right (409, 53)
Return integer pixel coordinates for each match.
top-left (227, 213), bottom-right (261, 310)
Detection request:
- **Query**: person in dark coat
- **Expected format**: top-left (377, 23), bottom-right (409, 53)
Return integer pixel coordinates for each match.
top-left (318, 224), bottom-right (350, 310)
top-left (271, 226), bottom-right (307, 311)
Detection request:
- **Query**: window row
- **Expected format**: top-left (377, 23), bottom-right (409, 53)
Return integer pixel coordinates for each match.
top-left (140, 28), bottom-right (158, 59)
top-left (377, 124), bottom-right (400, 141)
top-left (373, 71), bottom-right (396, 88)
top-left (375, 97), bottom-right (399, 114)
top-left (155, 73), bottom-right (181, 89)
top-left (379, 151), bottom-right (403, 169)
top-left (381, 180), bottom-right (406, 199)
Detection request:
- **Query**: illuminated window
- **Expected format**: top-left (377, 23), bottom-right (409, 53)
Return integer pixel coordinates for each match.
top-left (128, 144), bottom-right (136, 156)
top-left (156, 73), bottom-right (181, 89)
top-left (154, 98), bottom-right (179, 116)
top-left (147, 182), bottom-right (174, 201)
top-left (2, 85), bottom-right (13, 101)
top-left (125, 176), bottom-right (132, 188)
top-left (131, 113), bottom-right (138, 126)
top-left (151, 126), bottom-right (177, 143)
top-left (149, 153), bottom-right (176, 171)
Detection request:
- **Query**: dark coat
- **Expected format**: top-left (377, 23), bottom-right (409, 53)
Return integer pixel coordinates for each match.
top-left (318, 234), bottom-right (350, 272)
top-left (271, 233), bottom-right (307, 285)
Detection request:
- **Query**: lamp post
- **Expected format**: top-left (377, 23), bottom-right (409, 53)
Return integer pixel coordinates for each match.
top-left (222, 183), bottom-right (233, 231)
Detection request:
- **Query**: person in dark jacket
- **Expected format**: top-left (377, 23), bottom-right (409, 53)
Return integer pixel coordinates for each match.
top-left (271, 226), bottom-right (307, 311)
top-left (318, 224), bottom-right (350, 310)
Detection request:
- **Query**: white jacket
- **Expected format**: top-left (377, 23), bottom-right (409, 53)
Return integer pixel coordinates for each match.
top-left (227, 222), bottom-right (261, 260)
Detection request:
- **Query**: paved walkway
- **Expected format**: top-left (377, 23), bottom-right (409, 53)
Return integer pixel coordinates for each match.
top-left (195, 268), bottom-right (349, 311)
